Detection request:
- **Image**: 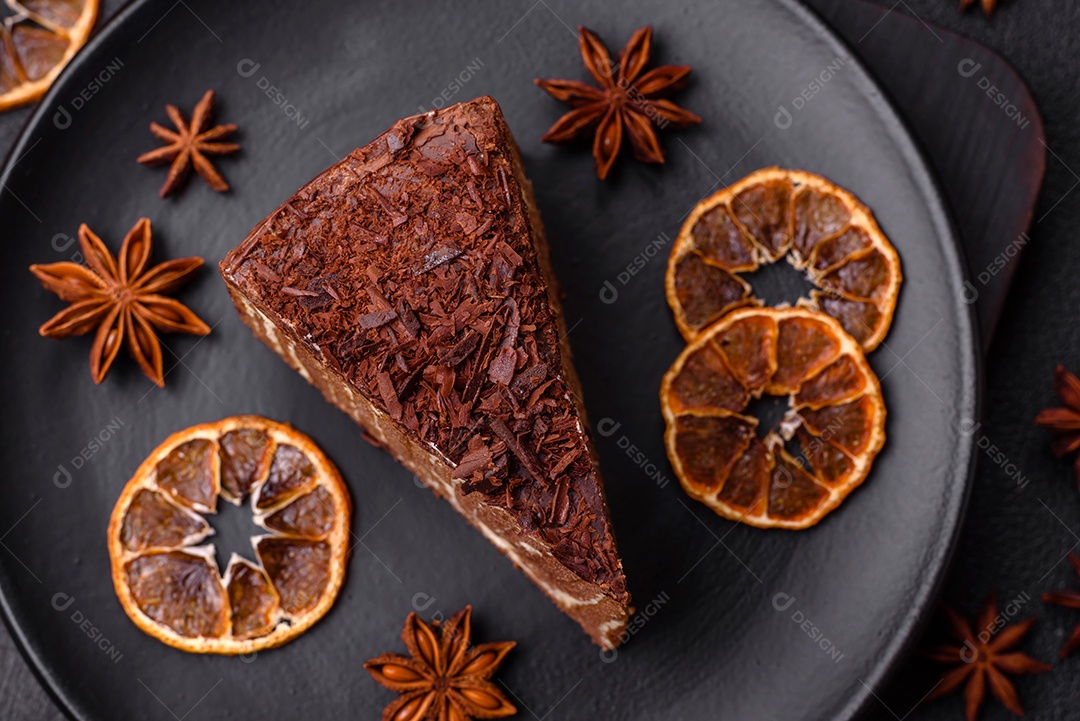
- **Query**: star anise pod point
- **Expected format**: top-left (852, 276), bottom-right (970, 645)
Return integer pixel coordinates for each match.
top-left (1041, 552), bottom-right (1080, 658)
top-left (535, 25), bottom-right (702, 180)
top-left (1034, 365), bottom-right (1080, 492)
top-left (924, 591), bottom-right (1050, 721)
top-left (960, 0), bottom-right (998, 16)
top-left (137, 89), bottom-right (240, 198)
top-left (365, 605), bottom-right (516, 721)
top-left (29, 218), bottom-right (209, 387)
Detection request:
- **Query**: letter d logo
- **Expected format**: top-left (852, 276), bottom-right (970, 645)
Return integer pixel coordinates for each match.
top-left (52, 592), bottom-right (75, 611)
top-left (54, 464), bottom-right (72, 489)
top-left (412, 592), bottom-right (436, 612)
top-left (236, 58), bottom-right (261, 78)
top-left (774, 105), bottom-right (793, 130)
top-left (599, 280), bottom-right (618, 305)
top-left (596, 418), bottom-right (621, 438)
top-left (772, 592), bottom-right (796, 612)
top-left (957, 59), bottom-right (982, 78)
top-left (53, 106), bottom-right (72, 130)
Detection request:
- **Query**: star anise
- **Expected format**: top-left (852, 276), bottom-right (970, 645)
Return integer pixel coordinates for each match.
top-left (960, 0), bottom-right (998, 16)
top-left (364, 606), bottom-right (516, 721)
top-left (1042, 552), bottom-right (1080, 658)
top-left (1034, 365), bottom-right (1080, 492)
top-left (137, 89), bottom-right (240, 198)
top-left (29, 218), bottom-right (209, 387)
top-left (924, 592), bottom-right (1050, 721)
top-left (535, 25), bottom-right (702, 180)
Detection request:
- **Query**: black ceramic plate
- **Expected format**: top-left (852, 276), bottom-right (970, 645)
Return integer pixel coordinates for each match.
top-left (0, 0), bottom-right (977, 719)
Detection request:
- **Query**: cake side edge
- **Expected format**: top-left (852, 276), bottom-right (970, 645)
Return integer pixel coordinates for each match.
top-left (495, 104), bottom-right (632, 613)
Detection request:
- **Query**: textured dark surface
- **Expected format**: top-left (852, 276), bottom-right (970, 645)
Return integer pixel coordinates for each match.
top-left (0, 0), bottom-right (1060, 720)
top-left (809, 0), bottom-right (1044, 353)
top-left (822, 5), bottom-right (1080, 721)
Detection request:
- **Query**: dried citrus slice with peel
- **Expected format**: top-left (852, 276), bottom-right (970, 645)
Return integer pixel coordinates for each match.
top-left (0, 0), bottom-right (98, 110)
top-left (108, 415), bottom-right (351, 653)
top-left (666, 167), bottom-right (902, 351)
top-left (661, 307), bottom-right (885, 529)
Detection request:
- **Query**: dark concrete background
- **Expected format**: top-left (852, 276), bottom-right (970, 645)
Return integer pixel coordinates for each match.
top-left (1, 1), bottom-right (1077, 719)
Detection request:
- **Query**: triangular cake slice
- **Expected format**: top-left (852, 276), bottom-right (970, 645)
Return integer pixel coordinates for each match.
top-left (220, 97), bottom-right (630, 648)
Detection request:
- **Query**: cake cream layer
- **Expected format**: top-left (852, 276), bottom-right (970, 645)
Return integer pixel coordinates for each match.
top-left (220, 96), bottom-right (630, 647)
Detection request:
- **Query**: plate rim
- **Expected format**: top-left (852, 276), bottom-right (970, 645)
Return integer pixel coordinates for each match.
top-left (780, 1), bottom-right (980, 717)
top-left (0, 0), bottom-right (980, 719)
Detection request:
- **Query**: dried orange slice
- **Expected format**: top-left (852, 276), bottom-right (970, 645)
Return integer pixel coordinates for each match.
top-left (0, 0), bottom-right (98, 110)
top-left (665, 167), bottom-right (902, 351)
top-left (661, 307), bottom-right (885, 529)
top-left (107, 415), bottom-right (351, 654)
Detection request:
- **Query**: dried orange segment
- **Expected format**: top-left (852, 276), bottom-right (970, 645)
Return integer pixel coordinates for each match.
top-left (795, 426), bottom-right (855, 485)
top-left (731, 177), bottom-right (793, 260)
top-left (254, 444), bottom-right (317, 511)
top-left (795, 355), bottom-right (868, 409)
top-left (712, 313), bottom-right (777, 392)
top-left (156, 438), bottom-right (217, 513)
top-left (793, 186), bottom-right (850, 258)
top-left (661, 307), bottom-right (886, 529)
top-left (691, 205), bottom-right (758, 272)
top-left (219, 428), bottom-right (271, 502)
top-left (813, 292), bottom-right (883, 349)
top-left (108, 415), bottom-right (351, 654)
top-left (666, 167), bottom-right (902, 351)
top-left (0, 0), bottom-right (98, 111)
top-left (770, 313), bottom-right (841, 394)
top-left (670, 251), bottom-right (752, 333)
top-left (12, 25), bottom-right (66, 78)
top-left (120, 489), bottom-right (210, 552)
top-left (799, 396), bottom-right (880, 456)
top-left (668, 412), bottom-right (756, 495)
top-left (664, 337), bottom-right (749, 414)
top-left (256, 537), bottom-right (332, 615)
top-left (818, 248), bottom-right (894, 302)
top-left (717, 437), bottom-right (769, 515)
top-left (225, 558), bottom-right (280, 641)
top-left (125, 549), bottom-right (228, 639)
top-left (263, 486), bottom-right (336, 539)
top-left (767, 449), bottom-right (830, 521)
top-left (809, 227), bottom-right (872, 273)
top-left (19, 0), bottom-right (85, 26)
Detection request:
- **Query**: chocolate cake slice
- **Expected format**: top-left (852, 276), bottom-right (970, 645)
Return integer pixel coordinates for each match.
top-left (220, 97), bottom-right (630, 648)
